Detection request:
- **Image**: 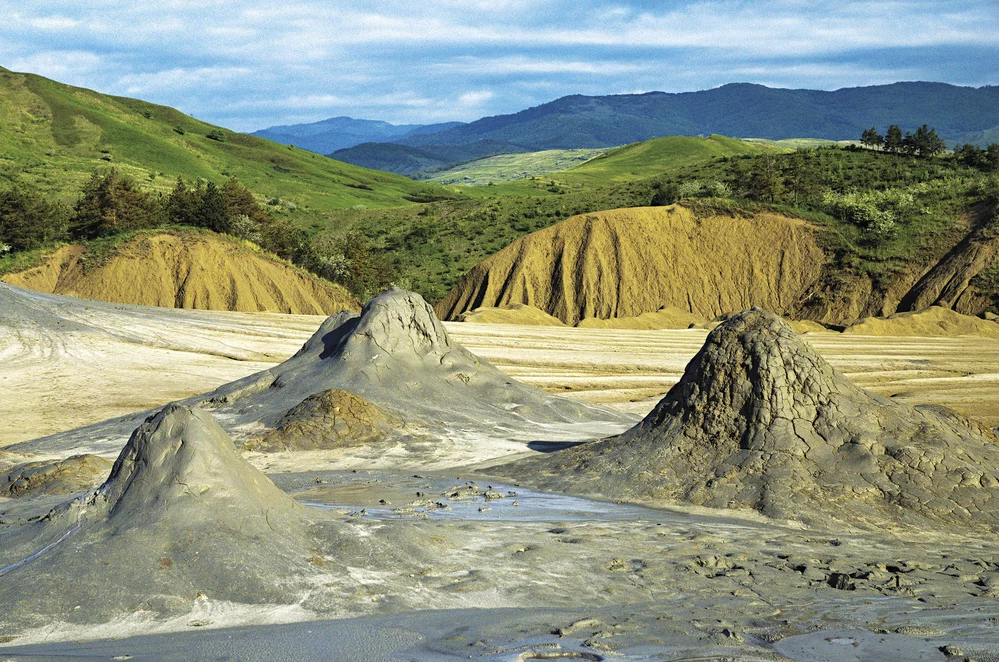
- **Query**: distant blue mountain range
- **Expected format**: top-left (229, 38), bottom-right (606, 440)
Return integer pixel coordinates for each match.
top-left (254, 82), bottom-right (999, 176)
top-left (251, 116), bottom-right (464, 154)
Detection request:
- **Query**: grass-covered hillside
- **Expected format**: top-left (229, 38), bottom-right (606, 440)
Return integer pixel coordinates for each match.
top-left (321, 143), bottom-right (999, 312)
top-left (427, 136), bottom-right (769, 188)
top-left (0, 66), bottom-right (445, 212)
top-left (554, 135), bottom-right (773, 187)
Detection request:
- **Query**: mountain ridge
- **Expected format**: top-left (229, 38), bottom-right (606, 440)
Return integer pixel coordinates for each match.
top-left (330, 81), bottom-right (999, 175)
top-left (252, 116), bottom-right (465, 154)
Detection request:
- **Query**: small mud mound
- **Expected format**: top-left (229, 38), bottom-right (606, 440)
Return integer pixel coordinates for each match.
top-left (502, 309), bottom-right (999, 531)
top-left (245, 389), bottom-right (403, 452)
top-left (459, 303), bottom-right (566, 326)
top-left (700, 314), bottom-right (828, 334)
top-left (1, 455), bottom-right (112, 498)
top-left (0, 405), bottom-right (327, 627)
top-left (2, 232), bottom-right (357, 315)
top-left (843, 306), bottom-right (999, 338)
top-left (437, 205), bottom-right (825, 325)
top-left (98, 405), bottom-right (305, 522)
top-left (577, 307), bottom-right (703, 330)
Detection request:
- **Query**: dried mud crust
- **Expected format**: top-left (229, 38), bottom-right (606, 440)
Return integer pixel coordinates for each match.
top-left (502, 308), bottom-right (999, 531)
top-left (244, 389), bottom-right (403, 452)
top-left (0, 455), bottom-right (112, 498)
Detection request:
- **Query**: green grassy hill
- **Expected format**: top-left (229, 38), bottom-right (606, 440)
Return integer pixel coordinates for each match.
top-left (555, 134), bottom-right (774, 186)
top-left (0, 66), bottom-right (442, 212)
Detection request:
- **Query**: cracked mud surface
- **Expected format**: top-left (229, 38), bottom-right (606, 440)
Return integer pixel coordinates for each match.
top-left (500, 309), bottom-right (999, 531)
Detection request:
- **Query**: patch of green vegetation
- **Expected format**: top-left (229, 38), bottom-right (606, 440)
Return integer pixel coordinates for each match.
top-left (743, 138), bottom-right (855, 150)
top-left (0, 242), bottom-right (61, 276)
top-left (0, 67), bottom-right (447, 218)
top-left (648, 146), bottom-right (995, 294)
top-left (427, 148), bottom-right (610, 186)
top-left (557, 135), bottom-right (775, 187)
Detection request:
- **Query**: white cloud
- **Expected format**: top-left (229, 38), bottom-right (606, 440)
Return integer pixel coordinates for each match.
top-left (0, 0), bottom-right (994, 130)
top-left (458, 90), bottom-right (495, 106)
top-left (27, 15), bottom-right (80, 30)
top-left (116, 66), bottom-right (253, 95)
top-left (8, 50), bottom-right (104, 83)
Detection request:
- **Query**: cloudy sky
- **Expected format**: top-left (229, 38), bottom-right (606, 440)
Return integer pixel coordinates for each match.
top-left (1, 1), bottom-right (996, 131)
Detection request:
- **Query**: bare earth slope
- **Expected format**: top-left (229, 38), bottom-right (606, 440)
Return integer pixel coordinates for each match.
top-left (458, 303), bottom-right (566, 326)
top-left (844, 306), bottom-right (999, 337)
top-left (436, 205), bottom-right (825, 325)
top-left (2, 232), bottom-right (357, 315)
top-left (501, 309), bottom-right (999, 532)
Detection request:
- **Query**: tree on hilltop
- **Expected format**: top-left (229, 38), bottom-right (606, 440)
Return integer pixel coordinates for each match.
top-left (71, 169), bottom-right (160, 238)
top-left (861, 127), bottom-right (883, 150)
top-left (884, 124), bottom-right (903, 154)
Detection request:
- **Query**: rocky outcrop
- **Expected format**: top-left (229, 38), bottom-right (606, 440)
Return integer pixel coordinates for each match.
top-left (502, 309), bottom-right (999, 531)
top-left (244, 389), bottom-right (402, 452)
top-left (1, 455), bottom-right (112, 498)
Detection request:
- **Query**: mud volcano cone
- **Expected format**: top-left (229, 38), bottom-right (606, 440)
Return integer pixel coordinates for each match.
top-left (204, 287), bottom-right (634, 449)
top-left (0, 405), bottom-right (323, 624)
top-left (99, 404), bottom-right (303, 526)
top-left (504, 309), bottom-right (999, 530)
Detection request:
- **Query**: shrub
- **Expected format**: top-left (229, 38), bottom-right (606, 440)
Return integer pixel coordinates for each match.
top-left (677, 180), bottom-right (703, 198)
top-left (206, 129), bottom-right (227, 142)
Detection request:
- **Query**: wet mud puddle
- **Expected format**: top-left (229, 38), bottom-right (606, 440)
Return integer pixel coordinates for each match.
top-left (273, 470), bottom-right (759, 527)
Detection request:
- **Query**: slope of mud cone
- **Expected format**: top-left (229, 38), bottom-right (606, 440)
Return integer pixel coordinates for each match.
top-left (2, 232), bottom-right (357, 315)
top-left (458, 303), bottom-right (566, 326)
top-left (436, 205), bottom-right (825, 325)
top-left (244, 389), bottom-right (402, 452)
top-left (500, 309), bottom-right (999, 531)
top-left (843, 306), bottom-right (999, 338)
top-left (1, 455), bottom-right (112, 498)
top-left (207, 288), bottom-right (634, 449)
top-left (0, 405), bottom-right (326, 627)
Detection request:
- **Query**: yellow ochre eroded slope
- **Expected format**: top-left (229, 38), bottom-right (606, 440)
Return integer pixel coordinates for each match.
top-left (437, 205), bottom-right (826, 325)
top-left (3, 232), bottom-right (358, 315)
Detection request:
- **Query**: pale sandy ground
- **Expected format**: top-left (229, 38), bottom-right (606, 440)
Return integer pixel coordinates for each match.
top-left (3, 308), bottom-right (998, 448)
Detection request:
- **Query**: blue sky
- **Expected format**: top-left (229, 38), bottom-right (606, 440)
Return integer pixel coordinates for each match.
top-left (1, 1), bottom-right (996, 131)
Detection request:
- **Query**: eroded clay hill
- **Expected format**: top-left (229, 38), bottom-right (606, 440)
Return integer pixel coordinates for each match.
top-left (437, 205), bottom-right (826, 325)
top-left (0, 405), bottom-right (330, 627)
top-left (501, 309), bottom-right (999, 531)
top-left (2, 232), bottom-right (357, 315)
